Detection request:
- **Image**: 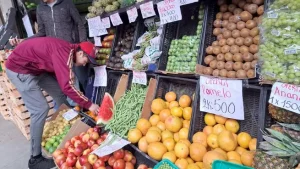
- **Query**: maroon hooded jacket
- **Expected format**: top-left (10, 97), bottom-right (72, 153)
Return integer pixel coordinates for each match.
top-left (5, 37), bottom-right (92, 109)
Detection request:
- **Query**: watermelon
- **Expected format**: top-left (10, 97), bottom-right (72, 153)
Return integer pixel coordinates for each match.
top-left (97, 93), bottom-right (114, 125)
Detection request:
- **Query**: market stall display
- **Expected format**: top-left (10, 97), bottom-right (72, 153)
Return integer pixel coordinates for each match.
top-left (86, 0), bottom-right (121, 18)
top-left (96, 29), bottom-right (116, 65)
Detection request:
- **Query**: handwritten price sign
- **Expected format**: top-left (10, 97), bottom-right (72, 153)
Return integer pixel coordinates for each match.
top-left (199, 76), bottom-right (244, 120)
top-left (110, 13), bottom-right (123, 26)
top-left (127, 7), bottom-right (138, 23)
top-left (179, 0), bottom-right (198, 6)
top-left (88, 16), bottom-right (104, 37)
top-left (94, 66), bottom-right (107, 87)
top-left (140, 1), bottom-right (156, 19)
top-left (269, 82), bottom-right (300, 114)
top-left (102, 17), bottom-right (111, 28)
top-left (157, 0), bottom-right (182, 25)
top-left (132, 71), bottom-right (147, 85)
top-left (62, 109), bottom-right (78, 121)
top-left (94, 37), bottom-right (102, 47)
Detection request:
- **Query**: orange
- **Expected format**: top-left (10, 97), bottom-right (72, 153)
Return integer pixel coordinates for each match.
top-left (171, 107), bottom-right (183, 117)
top-left (203, 151), bottom-right (226, 169)
top-left (165, 91), bottom-right (177, 102)
top-left (174, 132), bottom-right (180, 142)
top-left (235, 146), bottom-right (247, 156)
top-left (165, 116), bottom-right (183, 133)
top-left (241, 151), bottom-right (254, 167)
top-left (203, 126), bottom-right (213, 136)
top-left (138, 136), bottom-right (148, 153)
top-left (149, 114), bottom-right (160, 126)
top-left (147, 142), bottom-right (167, 161)
top-left (213, 124), bottom-right (226, 135)
top-left (162, 151), bottom-right (177, 163)
top-left (146, 130), bottom-right (161, 143)
top-left (186, 157), bottom-right (194, 164)
top-left (74, 105), bottom-right (81, 111)
top-left (178, 139), bottom-right (191, 147)
top-left (207, 134), bottom-right (219, 149)
top-left (179, 128), bottom-right (189, 140)
top-left (136, 118), bottom-right (151, 135)
top-left (175, 158), bottom-right (189, 169)
top-left (204, 113), bottom-right (216, 126)
top-left (169, 101), bottom-right (179, 109)
top-left (179, 95), bottom-right (192, 108)
top-left (183, 120), bottom-right (190, 129)
top-left (159, 109), bottom-right (171, 122)
top-left (165, 102), bottom-right (170, 108)
top-left (213, 148), bottom-right (228, 160)
top-left (162, 130), bottom-right (173, 141)
top-left (174, 142), bottom-right (189, 158)
top-left (195, 162), bottom-right (204, 169)
top-left (163, 138), bottom-right (176, 151)
top-left (127, 128), bottom-right (142, 143)
top-left (249, 138), bottom-right (257, 151)
top-left (189, 143), bottom-right (207, 162)
top-left (232, 133), bottom-right (237, 142)
top-left (151, 98), bottom-right (167, 114)
top-left (225, 119), bottom-right (240, 133)
top-left (218, 130), bottom-right (237, 152)
top-left (183, 107), bottom-right (192, 120)
top-left (187, 164), bottom-right (200, 169)
top-left (237, 132), bottom-right (252, 149)
top-left (214, 115), bottom-right (227, 124)
top-left (192, 132), bottom-right (207, 148)
top-left (156, 121), bottom-right (166, 131)
top-left (148, 126), bottom-right (162, 134)
top-left (227, 151), bottom-right (241, 162)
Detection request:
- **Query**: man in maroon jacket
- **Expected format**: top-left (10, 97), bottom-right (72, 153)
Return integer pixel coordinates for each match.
top-left (5, 37), bottom-right (99, 169)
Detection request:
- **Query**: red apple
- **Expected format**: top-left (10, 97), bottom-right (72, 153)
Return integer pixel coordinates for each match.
top-left (82, 163), bottom-right (92, 169)
top-left (93, 159), bottom-right (105, 168)
top-left (96, 138), bottom-right (104, 145)
top-left (66, 154), bottom-right (77, 167)
top-left (87, 128), bottom-right (94, 134)
top-left (101, 132), bottom-right (108, 140)
top-left (91, 144), bottom-right (99, 151)
top-left (113, 149), bottom-right (125, 159)
top-left (58, 160), bottom-right (65, 167)
top-left (61, 148), bottom-right (68, 156)
top-left (68, 152), bottom-right (76, 158)
top-left (53, 149), bottom-right (62, 159)
top-left (68, 145), bottom-right (75, 154)
top-left (79, 132), bottom-right (86, 140)
top-left (74, 140), bottom-right (83, 148)
top-left (71, 136), bottom-right (80, 144)
top-left (90, 131), bottom-right (100, 140)
top-left (131, 157), bottom-right (136, 165)
top-left (113, 159), bottom-right (125, 169)
top-left (108, 156), bottom-right (116, 166)
top-left (74, 145), bottom-right (84, 157)
top-left (87, 140), bottom-right (96, 148)
top-left (83, 149), bottom-right (92, 156)
top-left (99, 155), bottom-right (110, 162)
top-left (137, 164), bottom-right (148, 169)
top-left (82, 133), bottom-right (90, 143)
top-left (106, 166), bottom-right (113, 169)
top-left (60, 163), bottom-right (68, 169)
top-left (123, 150), bottom-right (133, 162)
top-left (79, 155), bottom-right (89, 165)
top-left (93, 126), bottom-right (101, 133)
top-left (80, 143), bottom-right (88, 150)
top-left (55, 154), bottom-right (66, 166)
top-left (64, 140), bottom-right (72, 149)
top-left (76, 160), bottom-right (82, 169)
top-left (87, 154), bottom-right (98, 165)
top-left (125, 162), bottom-right (134, 169)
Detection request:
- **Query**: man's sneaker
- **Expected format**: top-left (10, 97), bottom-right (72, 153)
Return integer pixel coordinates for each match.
top-left (28, 155), bottom-right (55, 169)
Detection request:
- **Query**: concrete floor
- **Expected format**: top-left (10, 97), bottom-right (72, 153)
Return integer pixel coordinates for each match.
top-left (0, 115), bottom-right (30, 169)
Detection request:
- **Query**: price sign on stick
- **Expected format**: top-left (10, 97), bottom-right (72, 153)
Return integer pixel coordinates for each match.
top-left (62, 109), bottom-right (78, 121)
top-left (94, 66), bottom-right (107, 87)
top-left (140, 1), bottom-right (156, 19)
top-left (110, 13), bottom-right (123, 26)
top-left (157, 0), bottom-right (182, 25)
top-left (269, 82), bottom-right (300, 114)
top-left (179, 0), bottom-right (198, 6)
top-left (199, 76), bottom-right (244, 120)
top-left (88, 16), bottom-right (104, 37)
top-left (102, 17), bottom-right (111, 28)
top-left (94, 37), bottom-right (102, 47)
top-left (127, 7), bottom-right (138, 23)
top-left (132, 71), bottom-right (147, 85)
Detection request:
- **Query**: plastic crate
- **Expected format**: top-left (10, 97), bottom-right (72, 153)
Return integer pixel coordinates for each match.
top-left (212, 160), bottom-right (254, 169)
top-left (189, 83), bottom-right (267, 142)
top-left (125, 144), bottom-right (158, 168)
top-left (154, 159), bottom-right (179, 169)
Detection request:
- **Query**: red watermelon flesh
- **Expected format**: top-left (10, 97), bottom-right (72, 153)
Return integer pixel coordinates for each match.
top-left (97, 92), bottom-right (114, 125)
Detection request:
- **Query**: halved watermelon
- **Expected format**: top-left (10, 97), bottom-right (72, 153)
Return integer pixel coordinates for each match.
top-left (97, 93), bottom-right (114, 125)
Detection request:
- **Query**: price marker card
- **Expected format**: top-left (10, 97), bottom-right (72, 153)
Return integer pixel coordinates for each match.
top-left (127, 7), bottom-right (138, 23)
top-left (269, 82), bottom-right (300, 114)
top-left (88, 16), bottom-right (104, 37)
top-left (140, 1), bottom-right (156, 19)
top-left (94, 37), bottom-right (102, 46)
top-left (62, 109), bottom-right (78, 121)
top-left (157, 0), bottom-right (182, 25)
top-left (93, 66), bottom-right (107, 87)
top-left (110, 13), bottom-right (123, 26)
top-left (199, 76), bottom-right (244, 120)
top-left (102, 17), bottom-right (111, 28)
top-left (179, 0), bottom-right (198, 6)
top-left (132, 71), bottom-right (147, 85)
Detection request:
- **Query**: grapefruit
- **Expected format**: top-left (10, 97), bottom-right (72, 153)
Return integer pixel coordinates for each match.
top-left (183, 120), bottom-right (190, 129)
top-left (183, 107), bottom-right (192, 120)
top-left (151, 99), bottom-right (167, 114)
top-left (159, 109), bottom-right (171, 122)
top-left (235, 146), bottom-right (247, 156)
top-left (203, 151), bottom-right (226, 169)
top-left (204, 113), bottom-right (216, 126)
top-left (186, 157), bottom-right (194, 164)
top-left (149, 114), bottom-right (160, 126)
top-left (207, 134), bottom-right (219, 149)
top-left (163, 137), bottom-right (176, 151)
top-left (138, 136), bottom-right (148, 153)
top-left (162, 130), bottom-right (173, 141)
top-left (175, 158), bottom-right (189, 169)
top-left (218, 130), bottom-right (237, 152)
top-left (189, 143), bottom-right (207, 162)
top-left (165, 102), bottom-right (170, 108)
top-left (165, 116), bottom-right (183, 133)
top-left (171, 107), bottom-right (183, 117)
top-left (225, 119), bottom-right (240, 133)
top-left (127, 128), bottom-right (142, 143)
top-left (213, 124), bottom-right (226, 135)
top-left (156, 121), bottom-right (166, 131)
top-left (136, 118), bottom-right (151, 135)
top-left (237, 132), bottom-right (252, 149)
top-left (165, 92), bottom-right (177, 102)
top-left (195, 162), bottom-right (204, 169)
top-left (174, 142), bottom-right (189, 158)
top-left (241, 151), bottom-right (254, 167)
top-left (147, 142), bottom-right (167, 161)
top-left (148, 126), bottom-right (162, 134)
top-left (179, 95), bottom-right (191, 108)
top-left (187, 164), bottom-right (200, 169)
top-left (146, 130), bottom-right (161, 143)
top-left (174, 132), bottom-right (180, 142)
top-left (203, 126), bottom-right (213, 136)
top-left (249, 138), bottom-right (257, 151)
top-left (213, 148), bottom-right (228, 160)
top-left (169, 101), bottom-right (179, 109)
top-left (214, 115), bottom-right (227, 124)
top-left (178, 139), bottom-right (191, 147)
top-left (162, 151), bottom-right (177, 163)
top-left (192, 132), bottom-right (207, 148)
top-left (179, 128), bottom-right (189, 140)
top-left (227, 151), bottom-right (241, 162)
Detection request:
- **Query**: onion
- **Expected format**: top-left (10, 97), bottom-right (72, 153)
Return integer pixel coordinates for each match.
top-left (235, 37), bottom-right (244, 46)
top-left (229, 15), bottom-right (241, 23)
top-left (247, 4), bottom-right (258, 14)
top-left (237, 21), bottom-right (246, 30)
top-left (232, 30), bottom-right (241, 38)
top-left (216, 12), bottom-right (223, 20)
top-left (214, 19), bottom-right (222, 28)
top-left (252, 0), bottom-right (264, 5)
top-left (238, 1), bottom-right (247, 8)
top-left (203, 67), bottom-right (213, 75)
top-left (220, 4), bottom-right (228, 12)
top-left (230, 45), bottom-right (240, 54)
top-left (226, 38), bottom-right (235, 46)
top-left (223, 30), bottom-right (232, 39)
top-left (250, 27), bottom-right (259, 37)
top-left (227, 23), bottom-right (237, 31)
top-left (219, 39), bottom-right (227, 46)
top-left (234, 8), bottom-right (243, 15)
top-left (206, 46), bottom-right (214, 55)
top-left (240, 45), bottom-right (249, 54)
top-left (253, 35), bottom-right (260, 45)
top-left (217, 34), bottom-right (224, 40)
top-left (204, 55), bottom-right (215, 65)
top-left (240, 28), bottom-right (250, 38)
top-left (212, 41), bottom-right (219, 46)
top-left (232, 0), bottom-right (240, 5)
top-left (213, 46), bottom-right (221, 55)
top-left (213, 28), bottom-right (222, 36)
top-left (223, 12), bottom-right (233, 20)
top-left (213, 69), bottom-right (220, 77)
top-left (221, 45), bottom-right (230, 53)
top-left (218, 0), bottom-right (226, 6)
top-left (240, 11), bottom-right (253, 22)
top-left (228, 4), bottom-right (237, 12)
top-left (249, 44), bottom-right (258, 54)
top-left (244, 36), bottom-right (253, 46)
top-left (246, 20), bottom-right (257, 29)
top-left (222, 20), bottom-right (229, 28)
top-left (257, 5), bottom-right (264, 15)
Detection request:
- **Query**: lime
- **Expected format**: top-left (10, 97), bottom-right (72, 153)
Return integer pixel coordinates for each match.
top-left (53, 142), bottom-right (59, 147)
top-left (49, 138), bottom-right (55, 144)
top-left (48, 147), bottom-right (55, 154)
top-left (45, 142), bottom-right (52, 150)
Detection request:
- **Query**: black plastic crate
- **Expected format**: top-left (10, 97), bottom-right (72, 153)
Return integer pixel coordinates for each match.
top-left (189, 83), bottom-right (268, 142)
top-left (125, 144), bottom-right (158, 168)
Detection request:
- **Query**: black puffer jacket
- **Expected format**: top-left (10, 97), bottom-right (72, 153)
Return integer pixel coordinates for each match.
top-left (33, 0), bottom-right (86, 43)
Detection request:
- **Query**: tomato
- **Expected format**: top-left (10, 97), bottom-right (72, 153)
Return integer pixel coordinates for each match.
top-left (113, 159), bottom-right (125, 169)
top-left (113, 149), bottom-right (125, 159)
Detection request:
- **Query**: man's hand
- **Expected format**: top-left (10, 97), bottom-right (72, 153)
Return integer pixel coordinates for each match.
top-left (9, 38), bottom-right (24, 46)
top-left (89, 103), bottom-right (100, 114)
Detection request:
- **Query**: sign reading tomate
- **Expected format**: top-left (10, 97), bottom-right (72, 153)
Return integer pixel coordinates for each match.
top-left (157, 0), bottom-right (182, 25)
top-left (269, 82), bottom-right (300, 114)
top-left (199, 76), bottom-right (244, 120)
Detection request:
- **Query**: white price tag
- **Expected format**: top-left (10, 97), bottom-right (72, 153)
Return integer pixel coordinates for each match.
top-left (140, 1), bottom-right (156, 19)
top-left (88, 16), bottom-right (105, 37)
top-left (62, 109), bottom-right (78, 121)
top-left (110, 13), bottom-right (123, 26)
top-left (93, 66), bottom-right (107, 87)
top-left (268, 12), bottom-right (278, 18)
top-left (199, 76), bottom-right (244, 120)
top-left (132, 71), bottom-right (147, 85)
top-left (127, 7), bottom-right (138, 23)
top-left (157, 0), bottom-right (182, 25)
top-left (269, 82), bottom-right (300, 114)
top-left (284, 48), bottom-right (297, 55)
top-left (94, 37), bottom-right (102, 47)
top-left (102, 17), bottom-right (111, 28)
top-left (179, 0), bottom-right (198, 6)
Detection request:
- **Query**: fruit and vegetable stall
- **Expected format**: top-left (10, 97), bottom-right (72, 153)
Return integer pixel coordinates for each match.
top-left (2, 0), bottom-right (300, 169)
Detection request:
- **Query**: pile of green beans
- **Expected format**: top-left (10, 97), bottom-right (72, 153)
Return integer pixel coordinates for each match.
top-left (105, 84), bottom-right (147, 138)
